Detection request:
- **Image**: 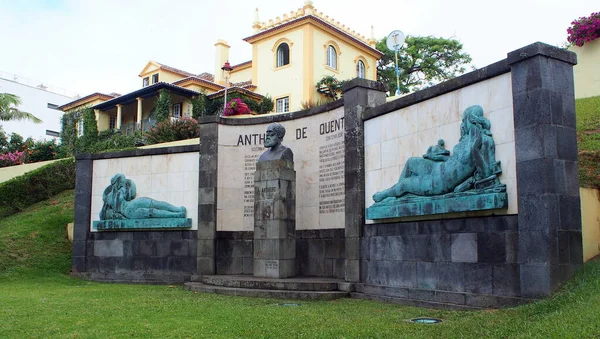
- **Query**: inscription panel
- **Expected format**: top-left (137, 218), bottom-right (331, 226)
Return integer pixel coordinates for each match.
top-left (217, 107), bottom-right (345, 231)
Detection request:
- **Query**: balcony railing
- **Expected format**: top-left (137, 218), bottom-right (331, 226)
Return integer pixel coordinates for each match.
top-left (120, 117), bottom-right (157, 136)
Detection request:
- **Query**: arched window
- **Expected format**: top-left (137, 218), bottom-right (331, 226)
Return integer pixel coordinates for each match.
top-left (276, 43), bottom-right (290, 67)
top-left (356, 60), bottom-right (366, 78)
top-left (326, 45), bottom-right (337, 70)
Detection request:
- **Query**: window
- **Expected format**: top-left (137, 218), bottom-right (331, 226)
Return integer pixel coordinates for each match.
top-left (77, 118), bottom-right (84, 137)
top-left (152, 73), bottom-right (159, 84)
top-left (276, 97), bottom-right (289, 113)
top-left (47, 103), bottom-right (59, 110)
top-left (276, 43), bottom-right (290, 67)
top-left (172, 103), bottom-right (182, 118)
top-left (357, 60), bottom-right (366, 78)
top-left (109, 116), bottom-right (116, 129)
top-left (143, 77), bottom-right (149, 87)
top-left (326, 45), bottom-right (337, 70)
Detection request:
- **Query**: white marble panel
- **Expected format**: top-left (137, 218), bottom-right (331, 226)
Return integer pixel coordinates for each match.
top-left (397, 106), bottom-right (418, 137)
top-left (129, 174), bottom-right (152, 194)
top-left (151, 155), bottom-right (168, 174)
top-left (381, 111), bottom-right (400, 142)
top-left (106, 158), bottom-right (123, 175)
top-left (504, 177), bottom-right (518, 214)
top-left (167, 172), bottom-right (185, 192)
top-left (435, 92), bottom-right (460, 126)
top-left (166, 155), bottom-right (185, 174)
top-left (458, 80), bottom-right (489, 114)
top-left (297, 206), bottom-right (319, 230)
top-left (151, 173), bottom-right (168, 193)
top-left (416, 99), bottom-right (436, 132)
top-left (397, 134), bottom-right (419, 165)
top-left (183, 171), bottom-right (199, 192)
top-left (92, 160), bottom-right (109, 178)
top-left (381, 166), bottom-right (400, 191)
top-left (380, 138), bottom-right (400, 169)
top-left (417, 128), bottom-right (440, 155)
top-left (495, 143), bottom-right (517, 180)
top-left (365, 143), bottom-right (381, 172)
top-left (364, 118), bottom-right (382, 146)
top-left (365, 169), bottom-right (382, 207)
top-left (319, 211), bottom-right (344, 229)
top-left (438, 121), bottom-right (461, 152)
top-left (487, 73), bottom-right (513, 113)
top-left (218, 208), bottom-right (245, 231)
top-left (182, 153), bottom-right (200, 173)
top-left (489, 107), bottom-right (515, 145)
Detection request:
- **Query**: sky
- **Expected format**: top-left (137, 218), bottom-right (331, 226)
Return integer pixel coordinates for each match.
top-left (0, 0), bottom-right (596, 98)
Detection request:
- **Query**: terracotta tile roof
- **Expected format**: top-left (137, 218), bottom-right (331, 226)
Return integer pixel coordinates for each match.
top-left (198, 72), bottom-right (214, 81)
top-left (231, 80), bottom-right (254, 87)
top-left (172, 76), bottom-right (225, 89)
top-left (206, 86), bottom-right (263, 100)
top-left (58, 92), bottom-right (116, 111)
top-left (155, 62), bottom-right (197, 78)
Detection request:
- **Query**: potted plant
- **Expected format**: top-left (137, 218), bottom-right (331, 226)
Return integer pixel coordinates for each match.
top-left (223, 98), bottom-right (251, 116)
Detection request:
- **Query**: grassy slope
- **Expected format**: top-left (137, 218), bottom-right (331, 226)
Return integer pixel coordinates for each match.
top-left (576, 95), bottom-right (600, 189)
top-left (0, 191), bottom-right (599, 338)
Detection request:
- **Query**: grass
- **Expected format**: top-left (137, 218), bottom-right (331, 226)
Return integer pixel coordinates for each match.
top-left (576, 95), bottom-right (600, 190)
top-left (1, 191), bottom-right (600, 338)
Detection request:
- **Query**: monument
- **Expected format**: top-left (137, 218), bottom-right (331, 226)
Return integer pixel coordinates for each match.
top-left (253, 123), bottom-right (297, 278)
top-left (93, 173), bottom-right (192, 230)
top-left (367, 105), bottom-right (508, 219)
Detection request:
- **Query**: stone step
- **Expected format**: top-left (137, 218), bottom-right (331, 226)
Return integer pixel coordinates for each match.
top-left (190, 275), bottom-right (342, 291)
top-left (185, 282), bottom-right (349, 300)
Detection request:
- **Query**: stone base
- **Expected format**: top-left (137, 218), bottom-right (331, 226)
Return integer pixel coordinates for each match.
top-left (254, 259), bottom-right (296, 278)
top-left (93, 218), bottom-right (192, 230)
top-left (366, 192), bottom-right (508, 219)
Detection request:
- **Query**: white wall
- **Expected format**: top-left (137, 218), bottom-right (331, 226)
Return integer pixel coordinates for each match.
top-left (217, 106), bottom-right (346, 231)
top-left (364, 73), bottom-right (517, 221)
top-left (0, 77), bottom-right (72, 140)
top-left (90, 152), bottom-right (200, 231)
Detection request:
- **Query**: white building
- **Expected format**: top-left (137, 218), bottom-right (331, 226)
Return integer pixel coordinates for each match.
top-left (0, 71), bottom-right (76, 140)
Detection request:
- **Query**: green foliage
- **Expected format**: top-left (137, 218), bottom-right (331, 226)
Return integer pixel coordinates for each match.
top-left (0, 158), bottom-right (75, 218)
top-left (188, 94), bottom-right (206, 119)
top-left (74, 108), bottom-right (99, 153)
top-left (0, 126), bottom-right (8, 152)
top-left (154, 89), bottom-right (172, 122)
top-left (377, 35), bottom-right (472, 94)
top-left (59, 112), bottom-right (77, 157)
top-left (576, 95), bottom-right (600, 190)
top-left (26, 139), bottom-right (59, 163)
top-left (205, 92), bottom-right (272, 116)
top-left (145, 117), bottom-right (199, 144)
top-left (0, 93), bottom-right (42, 123)
top-left (7, 132), bottom-right (25, 153)
top-left (315, 75), bottom-right (347, 99)
top-left (300, 98), bottom-right (335, 110)
top-left (258, 95), bottom-right (274, 114)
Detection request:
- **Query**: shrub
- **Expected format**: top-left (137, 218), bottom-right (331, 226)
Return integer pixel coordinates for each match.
top-left (0, 150), bottom-right (25, 168)
top-left (223, 98), bottom-right (251, 116)
top-left (0, 158), bottom-right (76, 217)
top-left (567, 12), bottom-right (600, 47)
top-left (27, 139), bottom-right (58, 163)
top-left (145, 117), bottom-right (199, 144)
top-left (154, 89), bottom-right (172, 123)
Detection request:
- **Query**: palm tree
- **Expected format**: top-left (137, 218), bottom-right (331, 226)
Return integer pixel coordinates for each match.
top-left (0, 93), bottom-right (42, 123)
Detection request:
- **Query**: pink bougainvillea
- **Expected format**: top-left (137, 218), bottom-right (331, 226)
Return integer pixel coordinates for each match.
top-left (0, 150), bottom-right (25, 168)
top-left (567, 12), bottom-right (600, 47)
top-left (223, 98), bottom-right (251, 116)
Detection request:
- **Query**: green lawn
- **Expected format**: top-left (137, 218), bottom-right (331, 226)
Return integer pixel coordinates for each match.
top-left (1, 191), bottom-right (599, 338)
top-left (576, 95), bottom-right (600, 190)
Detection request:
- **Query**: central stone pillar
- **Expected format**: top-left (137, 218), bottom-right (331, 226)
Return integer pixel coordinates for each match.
top-left (253, 159), bottom-right (296, 278)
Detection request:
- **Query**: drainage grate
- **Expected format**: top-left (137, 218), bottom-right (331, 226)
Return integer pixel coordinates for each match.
top-left (409, 317), bottom-right (443, 324)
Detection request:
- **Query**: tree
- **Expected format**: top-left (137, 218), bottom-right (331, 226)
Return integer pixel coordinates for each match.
top-left (315, 75), bottom-right (347, 99)
top-left (0, 93), bottom-right (42, 123)
top-left (377, 36), bottom-right (472, 95)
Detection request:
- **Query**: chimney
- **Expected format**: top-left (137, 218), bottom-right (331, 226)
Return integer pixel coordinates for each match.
top-left (214, 40), bottom-right (230, 85)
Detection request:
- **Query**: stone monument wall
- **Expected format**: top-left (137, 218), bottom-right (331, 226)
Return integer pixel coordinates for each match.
top-left (198, 101), bottom-right (348, 277)
top-left (72, 146), bottom-right (200, 283)
top-left (353, 42), bottom-right (582, 308)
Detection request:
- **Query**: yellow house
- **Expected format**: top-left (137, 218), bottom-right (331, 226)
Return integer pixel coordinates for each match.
top-left (59, 0), bottom-right (382, 133)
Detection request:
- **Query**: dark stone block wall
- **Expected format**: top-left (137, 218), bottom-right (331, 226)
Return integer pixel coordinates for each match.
top-left (297, 229), bottom-right (345, 278)
top-left (214, 229), bottom-right (346, 278)
top-left (359, 216), bottom-right (524, 308)
top-left (84, 231), bottom-right (197, 283)
top-left (216, 231), bottom-right (253, 275)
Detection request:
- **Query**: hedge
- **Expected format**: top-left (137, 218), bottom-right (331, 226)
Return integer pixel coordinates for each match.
top-left (0, 158), bottom-right (76, 218)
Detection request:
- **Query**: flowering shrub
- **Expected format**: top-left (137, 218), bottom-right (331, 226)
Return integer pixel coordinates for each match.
top-left (145, 117), bottom-right (200, 144)
top-left (0, 150), bottom-right (25, 168)
top-left (223, 98), bottom-right (251, 116)
top-left (567, 12), bottom-right (600, 47)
